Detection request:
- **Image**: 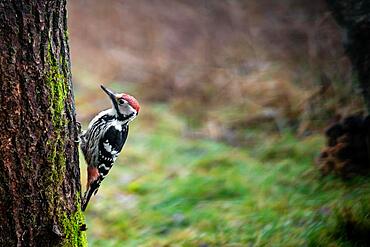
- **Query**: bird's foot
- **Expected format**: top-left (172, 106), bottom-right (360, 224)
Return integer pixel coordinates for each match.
top-left (75, 122), bottom-right (82, 143)
top-left (76, 121), bottom-right (82, 134)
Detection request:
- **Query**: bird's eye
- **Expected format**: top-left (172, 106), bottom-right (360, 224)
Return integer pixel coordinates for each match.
top-left (118, 99), bottom-right (125, 105)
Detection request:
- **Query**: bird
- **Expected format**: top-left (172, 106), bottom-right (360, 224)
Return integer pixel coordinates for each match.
top-left (80, 85), bottom-right (140, 211)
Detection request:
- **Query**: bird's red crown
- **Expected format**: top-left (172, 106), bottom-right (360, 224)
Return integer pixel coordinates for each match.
top-left (121, 94), bottom-right (140, 113)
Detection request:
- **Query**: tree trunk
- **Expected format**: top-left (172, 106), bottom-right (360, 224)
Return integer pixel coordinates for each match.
top-left (0, 0), bottom-right (86, 246)
top-left (326, 0), bottom-right (370, 112)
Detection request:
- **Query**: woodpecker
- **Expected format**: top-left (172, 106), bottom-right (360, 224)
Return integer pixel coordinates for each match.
top-left (80, 85), bottom-right (140, 211)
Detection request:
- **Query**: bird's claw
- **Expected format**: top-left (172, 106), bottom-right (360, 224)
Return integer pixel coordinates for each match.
top-left (76, 121), bottom-right (82, 134)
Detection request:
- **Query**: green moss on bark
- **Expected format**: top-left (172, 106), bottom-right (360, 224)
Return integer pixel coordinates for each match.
top-left (45, 43), bottom-right (68, 200)
top-left (61, 201), bottom-right (88, 247)
top-left (45, 42), bottom-right (87, 246)
top-left (47, 44), bottom-right (67, 128)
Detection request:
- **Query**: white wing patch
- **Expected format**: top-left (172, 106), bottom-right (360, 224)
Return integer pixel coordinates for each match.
top-left (103, 141), bottom-right (112, 152)
top-left (103, 140), bottom-right (119, 157)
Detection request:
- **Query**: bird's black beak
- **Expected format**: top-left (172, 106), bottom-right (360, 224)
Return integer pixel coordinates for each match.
top-left (101, 85), bottom-right (116, 102)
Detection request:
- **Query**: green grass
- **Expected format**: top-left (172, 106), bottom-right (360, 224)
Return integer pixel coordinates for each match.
top-left (81, 105), bottom-right (370, 247)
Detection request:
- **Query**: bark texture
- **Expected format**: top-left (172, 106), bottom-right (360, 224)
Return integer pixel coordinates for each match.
top-left (326, 0), bottom-right (370, 111)
top-left (0, 0), bottom-right (86, 246)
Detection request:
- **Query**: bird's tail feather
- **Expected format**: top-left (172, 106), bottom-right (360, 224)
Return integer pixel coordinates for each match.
top-left (81, 180), bottom-right (101, 211)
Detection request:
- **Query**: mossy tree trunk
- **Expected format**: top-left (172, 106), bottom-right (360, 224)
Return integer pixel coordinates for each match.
top-left (326, 0), bottom-right (370, 112)
top-left (0, 0), bottom-right (86, 246)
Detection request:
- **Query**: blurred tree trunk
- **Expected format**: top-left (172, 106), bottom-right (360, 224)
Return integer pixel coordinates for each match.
top-left (326, 0), bottom-right (370, 111)
top-left (0, 0), bottom-right (86, 246)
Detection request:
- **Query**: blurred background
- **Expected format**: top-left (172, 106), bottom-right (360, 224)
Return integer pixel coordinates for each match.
top-left (69, 0), bottom-right (370, 246)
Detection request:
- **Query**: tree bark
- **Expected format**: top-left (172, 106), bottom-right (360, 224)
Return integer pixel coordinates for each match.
top-left (326, 0), bottom-right (370, 112)
top-left (0, 0), bottom-right (86, 246)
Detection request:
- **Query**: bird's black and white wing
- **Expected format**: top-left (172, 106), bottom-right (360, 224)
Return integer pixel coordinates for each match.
top-left (97, 124), bottom-right (129, 178)
top-left (82, 124), bottom-right (129, 211)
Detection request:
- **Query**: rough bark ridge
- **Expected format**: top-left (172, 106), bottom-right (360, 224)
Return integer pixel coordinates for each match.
top-left (0, 0), bottom-right (86, 246)
top-left (326, 0), bottom-right (370, 112)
